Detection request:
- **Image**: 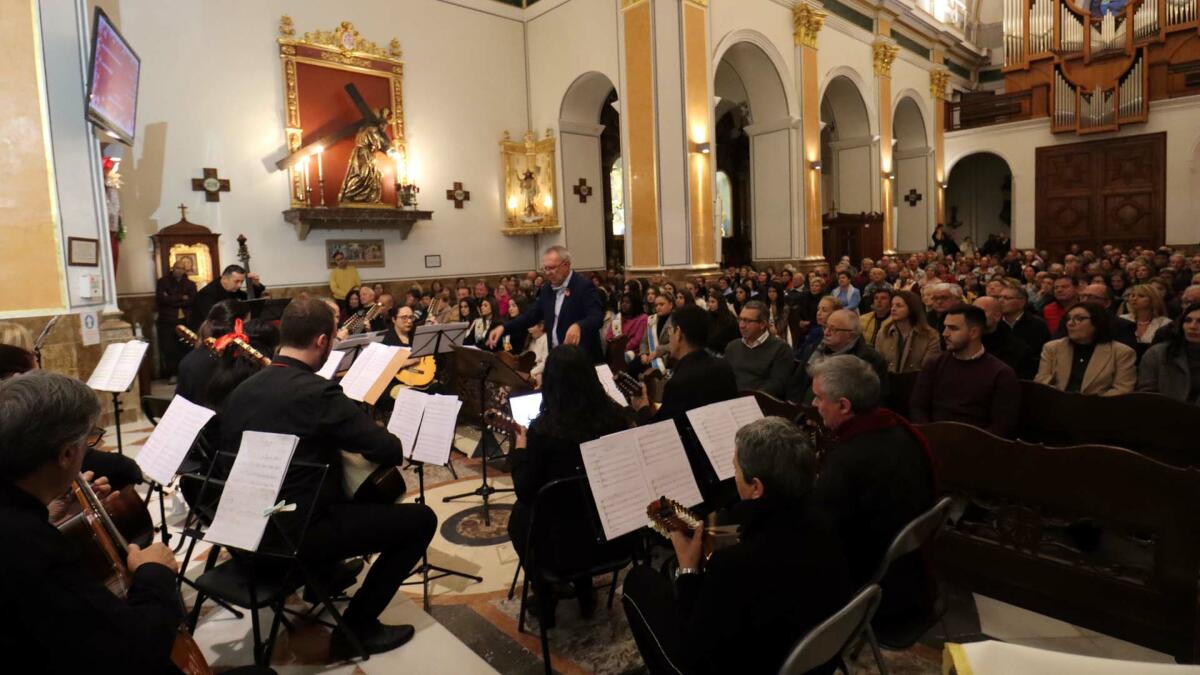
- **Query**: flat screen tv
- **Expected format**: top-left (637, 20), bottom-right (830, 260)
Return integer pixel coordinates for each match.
top-left (86, 7), bottom-right (140, 145)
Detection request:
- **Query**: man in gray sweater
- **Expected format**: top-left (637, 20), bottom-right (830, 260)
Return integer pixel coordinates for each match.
top-left (725, 300), bottom-right (794, 398)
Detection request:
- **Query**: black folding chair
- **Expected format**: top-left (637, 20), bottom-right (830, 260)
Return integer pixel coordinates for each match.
top-left (516, 475), bottom-right (635, 675)
top-left (181, 454), bottom-right (369, 666)
top-left (778, 585), bottom-right (883, 675)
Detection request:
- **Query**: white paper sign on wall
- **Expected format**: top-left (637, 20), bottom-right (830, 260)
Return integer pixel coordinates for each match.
top-left (80, 311), bottom-right (101, 347)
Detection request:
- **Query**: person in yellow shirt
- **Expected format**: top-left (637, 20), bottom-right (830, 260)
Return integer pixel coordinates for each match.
top-left (329, 251), bottom-right (361, 303)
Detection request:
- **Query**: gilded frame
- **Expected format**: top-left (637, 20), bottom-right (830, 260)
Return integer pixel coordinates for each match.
top-left (277, 17), bottom-right (407, 207)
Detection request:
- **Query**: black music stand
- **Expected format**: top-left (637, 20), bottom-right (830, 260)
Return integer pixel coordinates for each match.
top-left (331, 331), bottom-right (387, 374)
top-left (401, 459), bottom-right (482, 610)
top-left (442, 346), bottom-right (527, 525)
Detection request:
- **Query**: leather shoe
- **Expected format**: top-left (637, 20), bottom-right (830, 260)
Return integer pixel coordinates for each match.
top-left (329, 621), bottom-right (415, 660)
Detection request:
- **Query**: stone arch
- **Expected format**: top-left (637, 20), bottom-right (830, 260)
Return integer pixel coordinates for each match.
top-left (945, 152), bottom-right (1014, 250)
top-left (820, 74), bottom-right (875, 216)
top-left (893, 95), bottom-right (933, 252)
top-left (559, 71), bottom-right (620, 270)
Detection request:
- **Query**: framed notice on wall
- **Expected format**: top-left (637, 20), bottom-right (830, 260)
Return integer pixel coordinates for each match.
top-left (68, 237), bottom-right (101, 266)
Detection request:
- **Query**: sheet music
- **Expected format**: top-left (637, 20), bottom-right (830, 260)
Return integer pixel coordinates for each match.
top-left (316, 350), bottom-right (347, 380)
top-left (339, 343), bottom-right (403, 401)
top-left (204, 431), bottom-right (298, 552)
top-left (86, 340), bottom-right (149, 392)
top-left (686, 396), bottom-right (764, 481)
top-left (410, 395), bottom-right (462, 465)
top-left (595, 365), bottom-right (628, 406)
top-left (580, 421), bottom-right (703, 541)
top-left (134, 396), bottom-right (216, 486)
top-left (388, 388), bottom-right (430, 458)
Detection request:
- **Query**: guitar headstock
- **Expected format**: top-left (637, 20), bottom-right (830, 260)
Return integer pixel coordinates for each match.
top-left (614, 371), bottom-right (642, 401)
top-left (175, 324), bottom-right (201, 347)
top-left (228, 337), bottom-right (271, 367)
top-left (646, 495), bottom-right (701, 540)
top-left (483, 408), bottom-right (523, 437)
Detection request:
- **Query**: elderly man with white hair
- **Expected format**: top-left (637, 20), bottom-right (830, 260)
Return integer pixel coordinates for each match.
top-left (791, 308), bottom-right (888, 404)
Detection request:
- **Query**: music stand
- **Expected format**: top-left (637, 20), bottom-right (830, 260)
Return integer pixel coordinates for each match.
top-left (442, 346), bottom-right (528, 525)
top-left (401, 458), bottom-right (483, 610)
top-left (332, 331), bottom-right (387, 374)
top-left (33, 315), bottom-right (60, 369)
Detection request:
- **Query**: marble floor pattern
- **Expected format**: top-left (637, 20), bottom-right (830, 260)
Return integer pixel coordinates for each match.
top-left (96, 401), bottom-right (1182, 674)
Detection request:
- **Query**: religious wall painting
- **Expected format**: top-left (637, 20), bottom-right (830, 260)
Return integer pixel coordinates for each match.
top-left (325, 239), bottom-right (385, 268)
top-left (277, 19), bottom-right (408, 210)
top-left (501, 130), bottom-right (559, 236)
top-left (715, 170), bottom-right (733, 239)
top-left (168, 245), bottom-right (211, 287)
top-left (152, 206), bottom-right (220, 289)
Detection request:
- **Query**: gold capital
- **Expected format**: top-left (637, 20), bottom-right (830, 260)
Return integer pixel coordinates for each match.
top-left (929, 67), bottom-right (951, 100)
top-left (873, 39), bottom-right (900, 77)
top-left (793, 3), bottom-right (827, 49)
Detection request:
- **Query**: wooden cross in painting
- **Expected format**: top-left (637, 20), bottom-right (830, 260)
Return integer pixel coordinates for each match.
top-left (192, 168), bottom-right (231, 202)
top-left (445, 182), bottom-right (471, 209)
top-left (274, 83), bottom-right (389, 171)
top-left (904, 188), bottom-right (923, 207)
top-left (573, 178), bottom-right (594, 204)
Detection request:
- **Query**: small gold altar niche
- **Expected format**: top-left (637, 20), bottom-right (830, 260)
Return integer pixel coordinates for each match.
top-left (275, 17), bottom-right (431, 240)
top-left (501, 130), bottom-right (560, 236)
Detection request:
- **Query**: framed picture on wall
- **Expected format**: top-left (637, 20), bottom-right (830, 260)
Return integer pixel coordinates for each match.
top-left (326, 239), bottom-right (386, 268)
top-left (67, 237), bottom-right (101, 266)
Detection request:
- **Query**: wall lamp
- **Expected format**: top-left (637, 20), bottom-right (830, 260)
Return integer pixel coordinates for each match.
top-left (810, 160), bottom-right (822, 171)
top-left (695, 142), bottom-right (711, 154)
top-left (886, 172), bottom-right (896, 180)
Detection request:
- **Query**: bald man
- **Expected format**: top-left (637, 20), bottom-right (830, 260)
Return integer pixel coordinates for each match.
top-left (793, 309), bottom-right (888, 404)
top-left (975, 296), bottom-right (1034, 379)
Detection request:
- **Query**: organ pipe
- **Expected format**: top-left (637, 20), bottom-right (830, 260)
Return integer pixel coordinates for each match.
top-left (1134, 0), bottom-right (1160, 40)
top-left (1060, 4), bottom-right (1084, 55)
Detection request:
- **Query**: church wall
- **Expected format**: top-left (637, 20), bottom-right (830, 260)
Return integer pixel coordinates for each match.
top-left (108, 0), bottom-right (533, 298)
top-left (709, 0), bottom-right (796, 112)
top-left (525, 0), bottom-right (622, 271)
top-left (945, 95), bottom-right (1200, 250)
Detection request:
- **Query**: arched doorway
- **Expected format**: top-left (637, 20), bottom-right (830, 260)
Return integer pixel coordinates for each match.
top-left (820, 75), bottom-right (877, 263)
top-left (559, 72), bottom-right (621, 271)
top-left (946, 152), bottom-right (1012, 254)
top-left (893, 96), bottom-right (932, 253)
top-left (713, 39), bottom-right (794, 267)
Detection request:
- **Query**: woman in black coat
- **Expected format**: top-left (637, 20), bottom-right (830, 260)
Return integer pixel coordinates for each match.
top-left (507, 345), bottom-right (634, 626)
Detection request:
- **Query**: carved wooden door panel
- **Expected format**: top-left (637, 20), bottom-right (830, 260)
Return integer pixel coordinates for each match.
top-left (1036, 132), bottom-right (1164, 257)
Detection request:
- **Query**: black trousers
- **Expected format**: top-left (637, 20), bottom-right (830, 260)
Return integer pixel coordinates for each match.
top-left (157, 320), bottom-right (186, 378)
top-left (300, 502), bottom-right (437, 625)
top-left (621, 565), bottom-right (689, 675)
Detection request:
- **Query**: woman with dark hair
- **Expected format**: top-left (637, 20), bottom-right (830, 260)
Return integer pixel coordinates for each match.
top-left (203, 318), bottom-right (280, 410)
top-left (456, 297), bottom-right (478, 323)
top-left (706, 291), bottom-right (740, 354)
top-left (674, 289), bottom-right (695, 311)
top-left (343, 288), bottom-right (362, 325)
top-left (0, 344), bottom-right (36, 380)
top-left (178, 299), bottom-right (247, 404)
top-left (605, 292), bottom-right (648, 350)
top-left (465, 296), bottom-right (501, 350)
top-left (875, 290), bottom-right (942, 373)
top-left (1137, 302), bottom-right (1200, 404)
top-left (1035, 302), bottom-right (1136, 396)
top-left (764, 283), bottom-right (790, 344)
top-left (507, 345), bottom-right (633, 626)
top-left (732, 286), bottom-right (750, 314)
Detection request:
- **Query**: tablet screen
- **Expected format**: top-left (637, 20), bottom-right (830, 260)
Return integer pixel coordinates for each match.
top-left (508, 392), bottom-right (543, 429)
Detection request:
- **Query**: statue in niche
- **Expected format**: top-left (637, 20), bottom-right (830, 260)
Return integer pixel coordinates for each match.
top-left (518, 166), bottom-right (543, 220)
top-left (338, 107), bottom-right (393, 204)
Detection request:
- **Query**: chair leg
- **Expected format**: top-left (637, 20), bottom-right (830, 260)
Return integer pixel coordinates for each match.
top-left (518, 576), bottom-right (530, 634)
top-left (866, 625), bottom-right (888, 675)
top-left (607, 569), bottom-right (620, 609)
top-left (539, 615), bottom-right (553, 675)
top-left (250, 606), bottom-right (264, 666)
top-left (263, 599), bottom-right (286, 665)
top-left (508, 561), bottom-right (522, 600)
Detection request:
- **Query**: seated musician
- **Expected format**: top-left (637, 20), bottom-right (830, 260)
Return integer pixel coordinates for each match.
top-left (383, 305), bottom-right (417, 348)
top-left (622, 417), bottom-right (851, 675)
top-left (508, 345), bottom-right (634, 627)
top-left (218, 297), bottom-right (437, 658)
top-left (630, 304), bottom-right (737, 423)
top-left (177, 299), bottom-right (246, 404)
top-left (0, 372), bottom-right (183, 672)
top-left (348, 285), bottom-right (388, 334)
top-left (808, 355), bottom-right (937, 626)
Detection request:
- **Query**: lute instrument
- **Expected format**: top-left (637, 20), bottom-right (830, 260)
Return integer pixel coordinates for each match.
top-left (645, 495), bottom-right (717, 560)
top-left (60, 477), bottom-right (212, 675)
top-left (175, 324), bottom-right (215, 351)
top-left (341, 303), bottom-right (383, 334)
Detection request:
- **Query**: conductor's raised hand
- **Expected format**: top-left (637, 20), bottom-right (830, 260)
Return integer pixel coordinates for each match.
top-left (486, 325), bottom-right (506, 348)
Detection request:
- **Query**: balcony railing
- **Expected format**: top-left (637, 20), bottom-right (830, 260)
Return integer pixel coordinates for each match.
top-left (945, 85), bottom-right (1049, 132)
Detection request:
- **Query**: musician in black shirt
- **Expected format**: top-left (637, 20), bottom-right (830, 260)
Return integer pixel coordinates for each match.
top-left (219, 297), bottom-right (436, 659)
top-left (0, 372), bottom-right (183, 673)
top-left (188, 264), bottom-right (264, 331)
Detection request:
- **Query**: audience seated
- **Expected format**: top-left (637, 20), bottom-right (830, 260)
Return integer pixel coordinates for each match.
top-left (1035, 302), bottom-right (1136, 397)
top-left (508, 345), bottom-right (634, 627)
top-left (974, 296), bottom-right (1035, 379)
top-left (724, 300), bottom-right (793, 399)
top-left (605, 292), bottom-right (648, 353)
top-left (631, 305), bottom-right (737, 423)
top-left (634, 294), bottom-right (675, 375)
top-left (622, 417), bottom-right (851, 675)
top-left (1136, 302), bottom-right (1200, 404)
top-left (910, 304), bottom-right (1020, 438)
top-left (794, 309), bottom-right (887, 404)
top-left (859, 288), bottom-right (893, 348)
top-left (1044, 276), bottom-right (1078, 336)
top-left (876, 290), bottom-right (942, 374)
top-left (704, 292), bottom-right (739, 355)
top-left (999, 281), bottom-right (1051, 359)
top-left (1121, 284), bottom-right (1172, 345)
top-left (1077, 283), bottom-right (1137, 348)
top-left (809, 355), bottom-right (936, 625)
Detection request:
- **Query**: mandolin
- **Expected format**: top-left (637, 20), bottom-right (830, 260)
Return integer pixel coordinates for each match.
top-left (483, 408), bottom-right (525, 437)
top-left (60, 477), bottom-right (212, 674)
top-left (645, 495), bottom-right (716, 560)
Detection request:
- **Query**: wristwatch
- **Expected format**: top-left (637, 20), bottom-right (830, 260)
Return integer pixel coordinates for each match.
top-left (674, 566), bottom-right (701, 581)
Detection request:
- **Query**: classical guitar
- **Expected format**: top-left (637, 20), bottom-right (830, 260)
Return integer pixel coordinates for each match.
top-left (60, 477), bottom-right (212, 675)
top-left (341, 452), bottom-right (406, 505)
top-left (645, 495), bottom-right (715, 560)
top-left (395, 354), bottom-right (436, 389)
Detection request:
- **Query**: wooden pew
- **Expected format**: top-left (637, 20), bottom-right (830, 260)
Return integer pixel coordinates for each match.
top-left (1018, 380), bottom-right (1200, 468)
top-left (918, 420), bottom-right (1200, 662)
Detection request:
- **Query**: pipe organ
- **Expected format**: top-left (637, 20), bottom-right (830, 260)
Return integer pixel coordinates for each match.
top-left (1001, 0), bottom-right (1197, 135)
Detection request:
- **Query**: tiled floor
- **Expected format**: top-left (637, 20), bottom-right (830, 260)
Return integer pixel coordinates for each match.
top-left (99, 400), bottom-right (1186, 674)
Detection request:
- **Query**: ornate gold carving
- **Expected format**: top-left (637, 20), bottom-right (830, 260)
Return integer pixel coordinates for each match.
top-left (319, 51), bottom-right (372, 68)
top-left (930, 67), bottom-right (951, 101)
top-left (873, 39), bottom-right (900, 77)
top-left (501, 130), bottom-right (559, 236)
top-left (278, 19), bottom-right (403, 65)
top-left (793, 2), bottom-right (827, 48)
top-left (279, 15), bottom-right (295, 37)
top-left (282, 58), bottom-right (300, 127)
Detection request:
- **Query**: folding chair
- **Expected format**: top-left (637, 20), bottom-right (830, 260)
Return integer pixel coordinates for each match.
top-left (778, 585), bottom-right (883, 675)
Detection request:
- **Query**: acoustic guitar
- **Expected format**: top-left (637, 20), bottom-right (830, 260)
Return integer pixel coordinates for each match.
top-left (341, 452), bottom-right (407, 505)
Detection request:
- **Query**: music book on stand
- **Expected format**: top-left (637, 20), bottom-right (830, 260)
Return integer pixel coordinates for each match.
top-left (316, 350), bottom-right (347, 380)
top-left (87, 340), bottom-right (149, 392)
top-left (387, 389), bottom-right (462, 465)
top-left (339, 343), bottom-right (408, 404)
top-left (204, 431), bottom-right (298, 552)
top-left (134, 395), bottom-right (216, 486)
top-left (410, 321), bottom-right (468, 358)
top-left (685, 396), bottom-right (764, 482)
top-left (579, 420), bottom-right (704, 541)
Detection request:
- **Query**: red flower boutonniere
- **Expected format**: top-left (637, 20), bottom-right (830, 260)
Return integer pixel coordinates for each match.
top-left (564, 289), bottom-right (572, 298)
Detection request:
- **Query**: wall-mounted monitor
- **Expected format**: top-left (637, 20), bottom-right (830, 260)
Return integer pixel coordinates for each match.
top-left (86, 7), bottom-right (140, 145)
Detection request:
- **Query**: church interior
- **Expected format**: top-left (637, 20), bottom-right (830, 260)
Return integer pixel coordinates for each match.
top-left (3, 0), bottom-right (1200, 673)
